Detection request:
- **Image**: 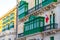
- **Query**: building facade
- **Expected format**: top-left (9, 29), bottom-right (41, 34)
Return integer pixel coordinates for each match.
top-left (0, 7), bottom-right (16, 40)
top-left (0, 0), bottom-right (60, 40)
top-left (17, 0), bottom-right (60, 40)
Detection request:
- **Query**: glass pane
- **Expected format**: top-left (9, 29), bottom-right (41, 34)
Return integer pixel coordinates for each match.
top-left (37, 21), bottom-right (39, 27)
top-left (34, 22), bottom-right (37, 28)
top-left (18, 8), bottom-right (25, 15)
top-left (37, 19), bottom-right (40, 27)
top-left (30, 23), bottom-right (32, 30)
top-left (39, 0), bottom-right (42, 3)
top-left (10, 13), bottom-right (14, 16)
top-left (40, 21), bottom-right (43, 27)
top-left (10, 22), bottom-right (14, 28)
top-left (31, 23), bottom-right (33, 29)
top-left (25, 25), bottom-right (28, 31)
top-left (10, 17), bottom-right (14, 20)
top-left (35, 0), bottom-right (39, 5)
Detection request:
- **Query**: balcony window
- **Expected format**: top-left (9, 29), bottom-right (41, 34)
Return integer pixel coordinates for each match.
top-left (18, 1), bottom-right (28, 19)
top-left (40, 21), bottom-right (43, 27)
top-left (2, 27), bottom-right (5, 32)
top-left (25, 23), bottom-right (30, 31)
top-left (18, 8), bottom-right (25, 15)
top-left (34, 21), bottom-right (37, 28)
top-left (35, 0), bottom-right (39, 10)
top-left (31, 22), bottom-right (33, 30)
top-left (3, 16), bottom-right (9, 24)
top-left (5, 24), bottom-right (9, 30)
top-left (36, 19), bottom-right (40, 27)
top-left (9, 22), bottom-right (14, 29)
top-left (10, 13), bottom-right (14, 20)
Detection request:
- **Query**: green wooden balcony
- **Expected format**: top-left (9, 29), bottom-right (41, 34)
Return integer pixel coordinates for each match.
top-left (24, 16), bottom-right (45, 36)
top-left (42, 0), bottom-right (57, 7)
top-left (18, 11), bottom-right (28, 19)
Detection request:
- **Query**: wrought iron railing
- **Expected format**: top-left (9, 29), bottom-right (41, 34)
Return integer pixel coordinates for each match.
top-left (18, 33), bottom-right (24, 38)
top-left (44, 23), bottom-right (58, 31)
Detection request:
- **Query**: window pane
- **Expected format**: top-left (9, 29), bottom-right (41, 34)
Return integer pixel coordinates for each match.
top-left (37, 21), bottom-right (39, 27)
top-left (25, 24), bottom-right (29, 31)
top-left (18, 8), bottom-right (25, 15)
top-left (31, 23), bottom-right (33, 29)
top-left (10, 22), bottom-right (14, 28)
top-left (40, 21), bottom-right (43, 27)
top-left (37, 19), bottom-right (40, 27)
top-left (30, 22), bottom-right (32, 30)
top-left (35, 0), bottom-right (39, 5)
top-left (34, 22), bottom-right (37, 28)
top-left (5, 25), bottom-right (8, 30)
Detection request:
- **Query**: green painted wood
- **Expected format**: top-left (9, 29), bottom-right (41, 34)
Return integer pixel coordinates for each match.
top-left (29, 15), bottom-right (36, 21)
top-left (24, 16), bottom-right (45, 36)
top-left (42, 0), bottom-right (57, 7)
top-left (50, 36), bottom-right (54, 40)
top-left (18, 1), bottom-right (28, 19)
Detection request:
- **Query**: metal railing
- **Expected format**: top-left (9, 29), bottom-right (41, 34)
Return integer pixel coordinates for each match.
top-left (44, 23), bottom-right (58, 31)
top-left (18, 33), bottom-right (24, 38)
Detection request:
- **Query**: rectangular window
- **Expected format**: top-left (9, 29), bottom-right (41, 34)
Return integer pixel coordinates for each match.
top-left (5, 24), bottom-right (9, 30)
top-left (10, 22), bottom-right (14, 28)
top-left (25, 24), bottom-right (29, 31)
top-left (27, 23), bottom-right (29, 31)
top-left (36, 19), bottom-right (40, 27)
top-left (35, 0), bottom-right (39, 5)
top-left (40, 21), bottom-right (43, 27)
top-left (36, 21), bottom-right (39, 27)
top-left (35, 0), bottom-right (39, 10)
top-left (10, 17), bottom-right (14, 20)
top-left (10, 13), bottom-right (14, 20)
top-left (25, 25), bottom-right (27, 31)
top-left (29, 22), bottom-right (31, 30)
top-left (34, 21), bottom-right (37, 28)
top-left (39, 0), bottom-right (42, 3)
top-left (18, 8), bottom-right (25, 15)
top-left (31, 23), bottom-right (33, 30)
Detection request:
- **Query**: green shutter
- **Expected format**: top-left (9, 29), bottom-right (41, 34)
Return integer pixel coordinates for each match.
top-left (50, 36), bottom-right (54, 40)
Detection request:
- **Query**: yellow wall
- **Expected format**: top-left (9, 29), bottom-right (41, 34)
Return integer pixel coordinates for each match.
top-left (0, 19), bottom-right (2, 32)
top-left (1, 7), bottom-right (16, 32)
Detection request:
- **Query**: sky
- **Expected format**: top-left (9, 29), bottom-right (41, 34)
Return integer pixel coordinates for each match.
top-left (0, 0), bottom-right (17, 17)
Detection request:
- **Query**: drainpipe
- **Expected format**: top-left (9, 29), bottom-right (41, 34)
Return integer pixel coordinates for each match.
top-left (16, 0), bottom-right (18, 40)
